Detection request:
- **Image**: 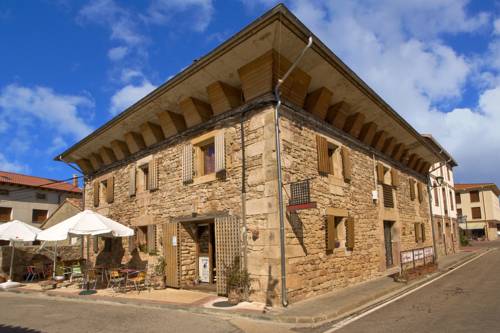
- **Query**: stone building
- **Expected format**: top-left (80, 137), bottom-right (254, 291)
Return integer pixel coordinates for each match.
top-left (422, 134), bottom-right (459, 257)
top-left (455, 183), bottom-right (500, 240)
top-left (57, 5), bottom-right (441, 304)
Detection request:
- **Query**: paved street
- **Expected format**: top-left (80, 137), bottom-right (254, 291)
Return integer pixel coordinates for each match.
top-left (330, 242), bottom-right (500, 333)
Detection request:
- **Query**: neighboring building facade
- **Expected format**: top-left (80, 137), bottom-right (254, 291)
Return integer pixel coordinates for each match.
top-left (41, 198), bottom-right (83, 246)
top-left (455, 183), bottom-right (500, 240)
top-left (0, 171), bottom-right (81, 227)
top-left (57, 5), bottom-right (440, 304)
top-left (422, 134), bottom-right (459, 257)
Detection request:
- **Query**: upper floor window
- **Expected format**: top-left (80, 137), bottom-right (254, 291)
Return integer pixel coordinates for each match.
top-left (0, 189), bottom-right (9, 196)
top-left (32, 209), bottom-right (48, 223)
top-left (316, 135), bottom-right (352, 183)
top-left (456, 193), bottom-right (461, 204)
top-left (36, 193), bottom-right (47, 200)
top-left (195, 138), bottom-right (215, 176)
top-left (470, 191), bottom-right (480, 203)
top-left (0, 207), bottom-right (12, 222)
top-left (139, 164), bottom-right (150, 191)
top-left (449, 190), bottom-right (454, 210)
top-left (434, 187), bottom-right (439, 206)
top-left (471, 207), bottom-right (482, 219)
top-left (457, 208), bottom-right (462, 216)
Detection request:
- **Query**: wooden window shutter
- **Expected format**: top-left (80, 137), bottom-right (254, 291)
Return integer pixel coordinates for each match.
top-left (128, 235), bottom-right (136, 253)
top-left (129, 168), bottom-right (136, 196)
top-left (215, 131), bottom-right (226, 174)
top-left (421, 223), bottom-right (426, 242)
top-left (346, 217), bottom-right (355, 250)
top-left (409, 179), bottom-right (416, 201)
top-left (414, 223), bottom-right (420, 242)
top-left (106, 177), bottom-right (114, 204)
top-left (182, 144), bottom-right (193, 184)
top-left (148, 159), bottom-right (159, 191)
top-left (316, 135), bottom-right (331, 174)
top-left (93, 181), bottom-right (99, 207)
top-left (147, 225), bottom-right (156, 253)
top-left (376, 163), bottom-right (385, 184)
top-left (341, 147), bottom-right (352, 182)
top-left (391, 169), bottom-right (399, 188)
top-left (326, 215), bottom-right (336, 251)
top-left (417, 183), bottom-right (424, 203)
top-left (93, 236), bottom-right (99, 253)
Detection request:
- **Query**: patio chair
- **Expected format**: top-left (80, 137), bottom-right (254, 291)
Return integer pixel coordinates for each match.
top-left (126, 270), bottom-right (148, 293)
top-left (34, 262), bottom-right (46, 279)
top-left (107, 269), bottom-right (125, 292)
top-left (24, 266), bottom-right (39, 282)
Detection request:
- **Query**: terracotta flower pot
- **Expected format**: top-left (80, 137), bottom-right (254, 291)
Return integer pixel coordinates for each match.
top-left (228, 288), bottom-right (241, 305)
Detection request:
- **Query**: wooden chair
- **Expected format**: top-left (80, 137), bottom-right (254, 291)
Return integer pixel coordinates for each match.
top-left (126, 271), bottom-right (148, 293)
top-left (107, 269), bottom-right (125, 292)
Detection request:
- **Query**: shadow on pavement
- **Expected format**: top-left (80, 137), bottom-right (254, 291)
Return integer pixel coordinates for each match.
top-left (0, 324), bottom-right (41, 333)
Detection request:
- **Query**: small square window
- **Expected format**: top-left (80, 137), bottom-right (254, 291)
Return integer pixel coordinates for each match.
top-left (0, 189), bottom-right (9, 196)
top-left (195, 139), bottom-right (215, 177)
top-left (32, 209), bottom-right (48, 223)
top-left (36, 193), bottom-right (47, 200)
top-left (0, 207), bottom-right (12, 222)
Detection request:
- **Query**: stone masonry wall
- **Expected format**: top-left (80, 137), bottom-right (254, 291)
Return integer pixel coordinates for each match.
top-left (279, 108), bottom-right (434, 303)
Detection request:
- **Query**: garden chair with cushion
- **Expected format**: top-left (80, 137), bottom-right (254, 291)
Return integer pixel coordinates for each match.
top-left (126, 270), bottom-right (149, 293)
top-left (70, 264), bottom-right (84, 283)
top-left (107, 269), bottom-right (125, 292)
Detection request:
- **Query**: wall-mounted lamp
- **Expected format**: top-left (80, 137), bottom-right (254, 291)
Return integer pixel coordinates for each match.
top-left (431, 176), bottom-right (444, 187)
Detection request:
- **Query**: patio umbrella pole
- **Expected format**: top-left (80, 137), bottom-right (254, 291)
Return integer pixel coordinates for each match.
top-left (8, 241), bottom-right (15, 282)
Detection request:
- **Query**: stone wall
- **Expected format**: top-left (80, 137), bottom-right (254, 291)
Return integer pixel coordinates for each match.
top-left (278, 108), bottom-right (434, 303)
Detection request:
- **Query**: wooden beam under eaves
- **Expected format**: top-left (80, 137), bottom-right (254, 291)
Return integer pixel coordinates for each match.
top-left (325, 102), bottom-right (349, 130)
top-left (391, 143), bottom-right (406, 161)
top-left (89, 153), bottom-right (104, 170)
top-left (343, 112), bottom-right (365, 137)
top-left (140, 122), bottom-right (165, 147)
top-left (110, 140), bottom-right (130, 160)
top-left (124, 131), bottom-right (146, 154)
top-left (358, 122), bottom-right (377, 145)
top-left (98, 146), bottom-right (117, 165)
top-left (418, 161), bottom-right (430, 174)
top-left (75, 158), bottom-right (94, 174)
top-left (413, 158), bottom-right (424, 172)
top-left (179, 97), bottom-right (213, 128)
top-left (407, 153), bottom-right (418, 169)
top-left (381, 137), bottom-right (396, 155)
top-left (207, 81), bottom-right (242, 115)
top-left (304, 87), bottom-right (333, 120)
top-left (371, 130), bottom-right (387, 151)
top-left (157, 111), bottom-right (186, 138)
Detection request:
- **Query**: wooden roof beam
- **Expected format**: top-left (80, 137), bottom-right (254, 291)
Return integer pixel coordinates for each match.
top-left (407, 153), bottom-right (418, 169)
top-left (157, 111), bottom-right (186, 138)
top-left (207, 81), bottom-right (242, 115)
top-left (391, 143), bottom-right (406, 161)
top-left (89, 153), bottom-right (104, 170)
top-left (304, 87), bottom-right (333, 120)
top-left (98, 146), bottom-right (117, 165)
top-left (358, 121), bottom-right (377, 145)
top-left (75, 158), bottom-right (94, 174)
top-left (371, 130), bottom-right (387, 151)
top-left (343, 112), bottom-right (366, 137)
top-left (140, 121), bottom-right (165, 147)
top-left (325, 102), bottom-right (349, 130)
top-left (381, 137), bottom-right (396, 155)
top-left (179, 97), bottom-right (213, 128)
top-left (124, 131), bottom-right (146, 154)
top-left (110, 140), bottom-right (130, 160)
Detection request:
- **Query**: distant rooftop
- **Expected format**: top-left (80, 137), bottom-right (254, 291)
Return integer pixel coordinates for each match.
top-left (455, 183), bottom-right (500, 196)
top-left (0, 170), bottom-right (81, 194)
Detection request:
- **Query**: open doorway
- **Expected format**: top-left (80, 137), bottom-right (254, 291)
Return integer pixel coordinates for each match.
top-left (195, 221), bottom-right (216, 291)
top-left (383, 221), bottom-right (395, 268)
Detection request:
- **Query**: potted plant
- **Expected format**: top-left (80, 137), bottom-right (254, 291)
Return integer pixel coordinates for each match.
top-left (54, 264), bottom-right (65, 281)
top-left (152, 256), bottom-right (166, 289)
top-left (225, 256), bottom-right (250, 305)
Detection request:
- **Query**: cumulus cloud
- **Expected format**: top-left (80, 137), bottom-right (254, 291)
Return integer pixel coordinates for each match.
top-left (109, 80), bottom-right (156, 115)
top-left (0, 153), bottom-right (30, 173)
top-left (0, 84), bottom-right (93, 139)
top-left (494, 18), bottom-right (500, 35)
top-left (108, 46), bottom-right (128, 61)
top-left (142, 0), bottom-right (214, 32)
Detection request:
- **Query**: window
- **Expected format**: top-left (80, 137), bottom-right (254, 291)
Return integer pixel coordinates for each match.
top-left (36, 193), bottom-right (47, 200)
top-left (195, 139), bottom-right (215, 177)
top-left (100, 180), bottom-right (108, 202)
top-left (140, 165), bottom-right (150, 191)
top-left (457, 208), bottom-right (462, 216)
top-left (184, 130), bottom-right (225, 184)
top-left (326, 216), bottom-right (346, 251)
top-left (32, 209), bottom-right (48, 223)
top-left (470, 191), bottom-right (480, 203)
top-left (434, 187), bottom-right (439, 206)
top-left (0, 207), bottom-right (12, 222)
top-left (442, 188), bottom-right (448, 215)
top-left (134, 225), bottom-right (157, 254)
top-left (450, 190), bottom-right (454, 210)
top-left (471, 207), bottom-right (482, 219)
top-left (382, 184), bottom-right (394, 208)
top-left (447, 167), bottom-right (451, 181)
top-left (456, 193), bottom-right (461, 204)
top-left (437, 222), bottom-right (442, 239)
top-left (0, 189), bottom-right (9, 196)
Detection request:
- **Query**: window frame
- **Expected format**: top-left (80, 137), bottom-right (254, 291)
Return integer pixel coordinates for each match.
top-left (32, 209), bottom-right (48, 224)
top-left (0, 206), bottom-right (12, 222)
top-left (471, 207), bottom-right (482, 219)
top-left (470, 191), bottom-right (480, 203)
top-left (190, 129), bottom-right (222, 183)
top-left (36, 192), bottom-right (47, 200)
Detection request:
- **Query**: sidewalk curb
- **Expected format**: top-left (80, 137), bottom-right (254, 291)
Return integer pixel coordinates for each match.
top-left (1, 248), bottom-right (493, 326)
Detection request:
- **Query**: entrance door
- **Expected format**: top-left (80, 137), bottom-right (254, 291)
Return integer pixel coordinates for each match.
top-left (163, 222), bottom-right (179, 288)
top-left (196, 223), bottom-right (215, 284)
top-left (384, 221), bottom-right (394, 268)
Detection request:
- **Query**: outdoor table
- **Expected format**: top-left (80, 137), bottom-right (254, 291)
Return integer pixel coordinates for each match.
top-left (119, 269), bottom-right (139, 292)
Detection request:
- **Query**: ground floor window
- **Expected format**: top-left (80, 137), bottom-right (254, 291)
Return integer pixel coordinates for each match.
top-left (0, 206), bottom-right (12, 222)
top-left (32, 209), bottom-right (48, 224)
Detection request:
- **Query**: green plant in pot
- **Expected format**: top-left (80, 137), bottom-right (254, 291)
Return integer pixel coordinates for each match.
top-left (55, 264), bottom-right (65, 281)
top-left (225, 256), bottom-right (250, 305)
top-left (153, 256), bottom-right (166, 289)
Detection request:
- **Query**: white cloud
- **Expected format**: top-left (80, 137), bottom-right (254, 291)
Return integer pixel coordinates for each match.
top-left (0, 84), bottom-right (93, 139)
top-left (0, 153), bottom-right (30, 173)
top-left (108, 46), bottom-right (128, 61)
top-left (494, 18), bottom-right (500, 35)
top-left (110, 81), bottom-right (156, 115)
top-left (120, 68), bottom-right (144, 83)
top-left (142, 0), bottom-right (214, 32)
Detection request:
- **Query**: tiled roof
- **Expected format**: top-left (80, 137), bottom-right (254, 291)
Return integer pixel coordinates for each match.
top-left (455, 183), bottom-right (500, 196)
top-left (0, 171), bottom-right (81, 193)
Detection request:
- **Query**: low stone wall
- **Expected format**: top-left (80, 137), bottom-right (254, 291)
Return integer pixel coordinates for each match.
top-left (0, 245), bottom-right (83, 280)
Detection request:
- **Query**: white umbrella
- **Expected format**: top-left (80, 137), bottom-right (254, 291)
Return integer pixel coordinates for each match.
top-left (37, 210), bottom-right (134, 294)
top-left (0, 220), bottom-right (41, 289)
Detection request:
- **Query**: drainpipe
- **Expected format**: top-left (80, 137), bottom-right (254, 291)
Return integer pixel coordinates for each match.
top-left (427, 173), bottom-right (439, 263)
top-left (274, 36), bottom-right (313, 307)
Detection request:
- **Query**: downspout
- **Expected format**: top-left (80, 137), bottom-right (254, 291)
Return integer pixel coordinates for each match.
top-left (427, 174), bottom-right (439, 263)
top-left (274, 36), bottom-right (313, 307)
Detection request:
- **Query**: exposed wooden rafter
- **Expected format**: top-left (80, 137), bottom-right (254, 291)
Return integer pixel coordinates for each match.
top-left (343, 112), bottom-right (365, 137)
top-left (358, 122), bottom-right (377, 145)
top-left (179, 97), bottom-right (213, 128)
top-left (325, 102), bottom-right (349, 130)
top-left (98, 146), bottom-right (117, 165)
top-left (89, 153), bottom-right (104, 170)
top-left (304, 87), bottom-right (333, 119)
top-left (140, 122), bottom-right (165, 147)
top-left (75, 158), bottom-right (94, 174)
top-left (207, 81), bottom-right (242, 115)
top-left (157, 111), bottom-right (187, 138)
top-left (124, 131), bottom-right (146, 154)
top-left (371, 130), bottom-right (387, 151)
top-left (391, 143), bottom-right (406, 161)
top-left (381, 137), bottom-right (396, 155)
top-left (110, 140), bottom-right (130, 160)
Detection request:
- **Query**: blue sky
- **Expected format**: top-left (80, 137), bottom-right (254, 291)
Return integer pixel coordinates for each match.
top-left (0, 0), bottom-right (499, 186)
